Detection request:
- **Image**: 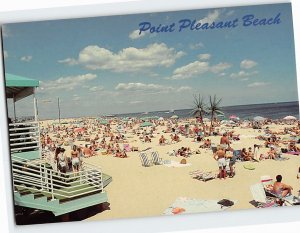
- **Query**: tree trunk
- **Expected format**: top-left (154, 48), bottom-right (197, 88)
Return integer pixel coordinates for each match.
top-left (209, 112), bottom-right (214, 135)
top-left (199, 113), bottom-right (206, 135)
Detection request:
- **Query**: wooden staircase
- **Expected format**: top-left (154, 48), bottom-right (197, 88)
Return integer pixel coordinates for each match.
top-left (12, 155), bottom-right (112, 216)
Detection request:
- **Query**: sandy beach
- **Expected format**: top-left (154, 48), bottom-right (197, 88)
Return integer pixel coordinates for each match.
top-left (39, 117), bottom-right (300, 221)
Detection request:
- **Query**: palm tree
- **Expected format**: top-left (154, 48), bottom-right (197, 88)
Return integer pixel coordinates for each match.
top-left (190, 94), bottom-right (208, 133)
top-left (208, 95), bottom-right (224, 134)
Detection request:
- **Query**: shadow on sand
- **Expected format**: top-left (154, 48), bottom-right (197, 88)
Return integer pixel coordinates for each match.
top-left (15, 202), bottom-right (110, 225)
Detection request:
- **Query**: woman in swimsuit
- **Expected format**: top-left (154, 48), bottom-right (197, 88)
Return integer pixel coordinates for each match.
top-left (71, 145), bottom-right (80, 173)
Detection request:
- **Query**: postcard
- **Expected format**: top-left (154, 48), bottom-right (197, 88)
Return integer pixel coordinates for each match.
top-left (1, 2), bottom-right (299, 227)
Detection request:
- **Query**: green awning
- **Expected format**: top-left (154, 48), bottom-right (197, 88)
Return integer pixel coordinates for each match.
top-left (5, 73), bottom-right (39, 101)
top-left (5, 73), bottom-right (39, 87)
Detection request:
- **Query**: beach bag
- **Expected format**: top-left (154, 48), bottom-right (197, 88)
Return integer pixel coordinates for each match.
top-left (180, 158), bottom-right (187, 164)
top-left (217, 199), bottom-right (234, 207)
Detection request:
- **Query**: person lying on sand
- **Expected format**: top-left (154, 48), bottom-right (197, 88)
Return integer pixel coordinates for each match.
top-left (288, 142), bottom-right (300, 152)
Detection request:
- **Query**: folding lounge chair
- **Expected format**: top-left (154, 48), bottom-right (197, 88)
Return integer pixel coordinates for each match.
top-left (151, 151), bottom-right (163, 165)
top-left (139, 152), bottom-right (152, 167)
top-left (250, 183), bottom-right (278, 208)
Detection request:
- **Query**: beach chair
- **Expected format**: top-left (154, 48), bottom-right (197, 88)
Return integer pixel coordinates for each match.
top-left (250, 183), bottom-right (278, 208)
top-left (151, 151), bottom-right (163, 165)
top-left (139, 152), bottom-right (152, 167)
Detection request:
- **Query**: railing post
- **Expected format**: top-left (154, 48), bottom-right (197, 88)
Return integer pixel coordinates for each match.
top-left (40, 163), bottom-right (44, 190)
top-left (50, 170), bottom-right (55, 200)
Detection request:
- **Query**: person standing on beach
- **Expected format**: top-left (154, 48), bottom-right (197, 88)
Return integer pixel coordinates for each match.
top-left (214, 146), bottom-right (226, 179)
top-left (220, 133), bottom-right (230, 151)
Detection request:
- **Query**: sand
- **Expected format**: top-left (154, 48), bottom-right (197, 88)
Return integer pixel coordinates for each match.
top-left (41, 120), bottom-right (300, 220)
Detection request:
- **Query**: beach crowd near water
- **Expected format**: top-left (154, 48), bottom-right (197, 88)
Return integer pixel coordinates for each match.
top-left (36, 111), bottom-right (300, 219)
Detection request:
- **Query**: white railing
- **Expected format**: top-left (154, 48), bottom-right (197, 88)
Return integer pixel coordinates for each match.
top-left (12, 155), bottom-right (104, 201)
top-left (9, 122), bottom-right (40, 153)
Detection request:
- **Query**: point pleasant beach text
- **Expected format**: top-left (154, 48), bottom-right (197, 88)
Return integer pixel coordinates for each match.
top-left (138, 13), bottom-right (281, 34)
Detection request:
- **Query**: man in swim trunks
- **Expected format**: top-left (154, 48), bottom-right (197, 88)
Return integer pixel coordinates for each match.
top-left (215, 146), bottom-right (226, 179)
top-left (220, 133), bottom-right (230, 151)
top-left (273, 174), bottom-right (293, 197)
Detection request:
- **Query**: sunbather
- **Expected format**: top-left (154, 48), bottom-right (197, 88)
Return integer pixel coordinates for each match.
top-left (273, 174), bottom-right (293, 197)
top-left (159, 135), bottom-right (166, 145)
top-left (241, 148), bottom-right (252, 161)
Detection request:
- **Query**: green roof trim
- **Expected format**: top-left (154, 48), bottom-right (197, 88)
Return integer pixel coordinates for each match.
top-left (5, 73), bottom-right (39, 87)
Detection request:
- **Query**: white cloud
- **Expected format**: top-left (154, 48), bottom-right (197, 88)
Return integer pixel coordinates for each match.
top-left (40, 73), bottom-right (97, 91)
top-left (4, 50), bottom-right (8, 59)
top-left (89, 86), bottom-right (104, 92)
top-left (210, 62), bottom-right (231, 73)
top-left (177, 86), bottom-right (192, 92)
top-left (129, 100), bottom-right (144, 104)
top-left (168, 60), bottom-right (231, 80)
top-left (115, 82), bottom-right (192, 94)
top-left (129, 29), bottom-right (147, 40)
top-left (60, 43), bottom-right (185, 73)
top-left (169, 61), bottom-right (210, 80)
top-left (72, 95), bottom-right (80, 101)
top-left (189, 42), bottom-right (204, 50)
top-left (230, 70), bottom-right (258, 79)
top-left (20, 56), bottom-right (32, 62)
top-left (58, 58), bottom-right (78, 66)
top-left (247, 82), bottom-right (269, 88)
top-left (240, 59), bottom-right (257, 69)
top-left (197, 10), bottom-right (220, 24)
top-left (115, 83), bottom-right (169, 92)
top-left (198, 53), bottom-right (211, 60)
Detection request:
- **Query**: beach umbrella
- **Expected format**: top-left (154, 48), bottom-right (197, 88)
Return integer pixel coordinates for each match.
top-left (253, 116), bottom-right (266, 122)
top-left (283, 115), bottom-right (297, 120)
top-left (74, 127), bottom-right (85, 133)
top-left (158, 117), bottom-right (164, 121)
top-left (170, 115), bottom-right (179, 119)
top-left (217, 114), bottom-right (225, 118)
top-left (229, 115), bottom-right (238, 119)
top-left (140, 122), bottom-right (153, 127)
top-left (203, 118), bottom-right (210, 122)
top-left (100, 120), bottom-right (109, 125)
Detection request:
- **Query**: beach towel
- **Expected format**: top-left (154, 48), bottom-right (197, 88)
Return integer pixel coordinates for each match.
top-left (285, 151), bottom-right (300, 155)
top-left (243, 163), bottom-right (255, 170)
top-left (163, 197), bottom-right (236, 215)
top-left (163, 160), bottom-right (191, 168)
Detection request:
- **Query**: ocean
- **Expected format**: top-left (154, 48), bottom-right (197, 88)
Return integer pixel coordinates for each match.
top-left (116, 101), bottom-right (300, 120)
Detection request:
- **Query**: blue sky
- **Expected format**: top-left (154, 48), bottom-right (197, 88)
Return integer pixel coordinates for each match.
top-left (2, 3), bottom-right (298, 119)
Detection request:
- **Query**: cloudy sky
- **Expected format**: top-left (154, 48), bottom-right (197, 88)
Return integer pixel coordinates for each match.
top-left (2, 3), bottom-right (298, 119)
